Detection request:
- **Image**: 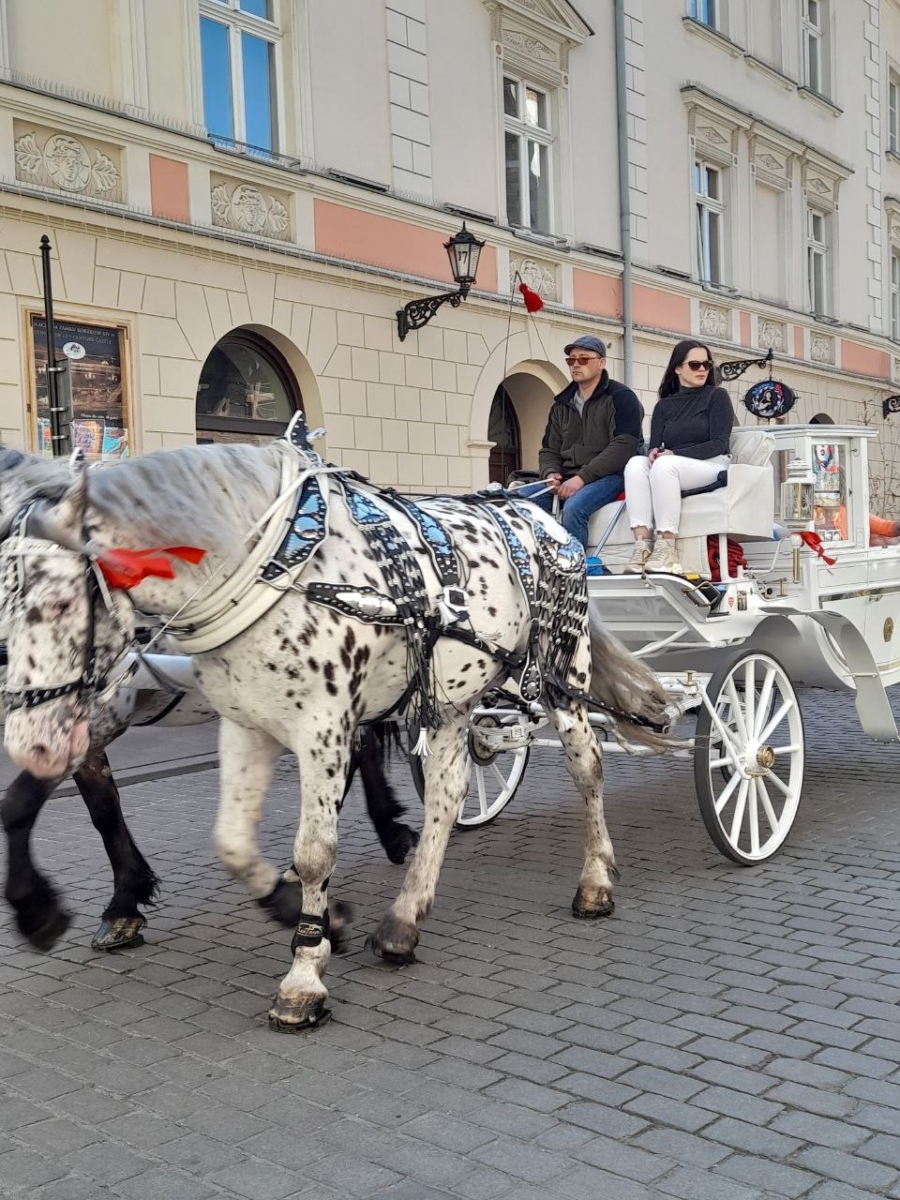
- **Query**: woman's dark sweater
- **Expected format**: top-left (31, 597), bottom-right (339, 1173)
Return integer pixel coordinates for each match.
top-left (648, 384), bottom-right (735, 460)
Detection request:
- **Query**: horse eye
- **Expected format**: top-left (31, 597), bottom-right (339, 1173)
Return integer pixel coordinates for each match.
top-left (51, 599), bottom-right (73, 617)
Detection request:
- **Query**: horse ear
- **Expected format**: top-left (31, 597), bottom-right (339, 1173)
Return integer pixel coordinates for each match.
top-left (30, 470), bottom-right (90, 552)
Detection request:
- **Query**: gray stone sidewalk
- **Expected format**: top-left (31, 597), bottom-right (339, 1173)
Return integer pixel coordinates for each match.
top-left (1, 689), bottom-right (900, 1199)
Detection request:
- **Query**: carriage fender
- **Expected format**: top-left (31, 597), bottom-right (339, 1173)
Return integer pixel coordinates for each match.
top-left (755, 610), bottom-right (899, 743)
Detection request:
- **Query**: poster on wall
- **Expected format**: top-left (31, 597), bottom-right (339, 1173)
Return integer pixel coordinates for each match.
top-left (31, 316), bottom-right (130, 459)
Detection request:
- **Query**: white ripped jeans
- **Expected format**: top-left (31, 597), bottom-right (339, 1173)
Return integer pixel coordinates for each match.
top-left (624, 453), bottom-right (731, 535)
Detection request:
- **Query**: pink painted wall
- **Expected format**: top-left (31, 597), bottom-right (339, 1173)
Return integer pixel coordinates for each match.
top-left (633, 284), bottom-right (691, 334)
top-left (740, 312), bottom-right (751, 347)
top-left (793, 326), bottom-right (804, 359)
top-left (572, 269), bottom-right (622, 318)
top-left (149, 155), bottom-right (190, 224)
top-left (314, 200), bottom-right (497, 292)
top-left (841, 340), bottom-right (891, 379)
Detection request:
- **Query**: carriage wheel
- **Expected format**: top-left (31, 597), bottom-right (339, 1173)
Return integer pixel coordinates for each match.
top-left (410, 714), bottom-right (531, 828)
top-left (694, 650), bottom-right (804, 865)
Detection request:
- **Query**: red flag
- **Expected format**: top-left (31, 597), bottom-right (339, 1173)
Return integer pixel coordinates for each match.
top-left (797, 531), bottom-right (836, 566)
top-left (518, 280), bottom-right (544, 312)
top-left (97, 546), bottom-right (206, 590)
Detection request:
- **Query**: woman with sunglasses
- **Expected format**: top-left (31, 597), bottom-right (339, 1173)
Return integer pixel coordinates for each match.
top-left (624, 339), bottom-right (735, 575)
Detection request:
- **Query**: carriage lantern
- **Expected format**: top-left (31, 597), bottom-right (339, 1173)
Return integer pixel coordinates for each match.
top-left (780, 456), bottom-right (816, 583)
top-left (397, 223), bottom-right (486, 341)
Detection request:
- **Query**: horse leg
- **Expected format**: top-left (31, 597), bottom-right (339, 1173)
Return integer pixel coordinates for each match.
top-left (269, 717), bottom-right (353, 1031)
top-left (1, 770), bottom-right (72, 950)
top-left (549, 702), bottom-right (617, 919)
top-left (73, 750), bottom-right (161, 951)
top-left (213, 719), bottom-right (294, 920)
top-left (357, 724), bottom-right (419, 865)
top-left (369, 710), bottom-right (469, 965)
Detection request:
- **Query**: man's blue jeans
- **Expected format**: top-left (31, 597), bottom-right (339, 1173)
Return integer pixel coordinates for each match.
top-left (518, 474), bottom-right (625, 549)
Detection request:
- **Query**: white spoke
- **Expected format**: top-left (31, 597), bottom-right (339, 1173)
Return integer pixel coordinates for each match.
top-left (755, 777), bottom-right (780, 834)
top-left (475, 767), bottom-right (488, 816)
top-left (771, 743), bottom-right (802, 756)
top-left (709, 755), bottom-right (733, 769)
top-left (744, 660), bottom-right (756, 735)
top-left (754, 666), bottom-right (776, 738)
top-left (759, 696), bottom-right (793, 744)
top-left (748, 777), bottom-right (760, 855)
top-left (765, 768), bottom-right (792, 799)
top-left (490, 763), bottom-right (508, 793)
top-left (725, 679), bottom-right (750, 744)
top-left (714, 768), bottom-right (741, 816)
top-left (729, 779), bottom-right (749, 843)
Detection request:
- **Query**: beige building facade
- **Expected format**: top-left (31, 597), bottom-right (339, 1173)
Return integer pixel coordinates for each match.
top-left (0, 0), bottom-right (899, 503)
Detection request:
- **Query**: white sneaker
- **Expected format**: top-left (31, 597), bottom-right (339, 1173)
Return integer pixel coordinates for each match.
top-left (645, 539), bottom-right (684, 574)
top-left (624, 539), bottom-right (652, 573)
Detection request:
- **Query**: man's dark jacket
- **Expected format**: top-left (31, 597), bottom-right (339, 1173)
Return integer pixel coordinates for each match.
top-left (538, 371), bottom-right (642, 485)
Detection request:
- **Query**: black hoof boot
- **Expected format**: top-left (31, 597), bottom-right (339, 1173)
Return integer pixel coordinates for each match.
top-left (92, 915), bottom-right (147, 951)
top-left (17, 904), bottom-right (73, 952)
top-left (572, 885), bottom-right (615, 920)
top-left (383, 824), bottom-right (420, 866)
top-left (268, 996), bottom-right (332, 1032)
top-left (258, 880), bottom-right (305, 928)
top-left (367, 914), bottom-right (419, 965)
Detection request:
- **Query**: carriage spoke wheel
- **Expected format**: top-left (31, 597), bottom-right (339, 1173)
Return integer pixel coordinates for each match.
top-left (694, 650), bottom-right (804, 864)
top-left (410, 714), bottom-right (531, 828)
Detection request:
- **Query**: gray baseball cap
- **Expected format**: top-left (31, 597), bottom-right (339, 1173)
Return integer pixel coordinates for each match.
top-left (564, 335), bottom-right (607, 357)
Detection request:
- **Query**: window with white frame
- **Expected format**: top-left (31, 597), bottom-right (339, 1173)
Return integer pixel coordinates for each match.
top-left (892, 250), bottom-right (900, 340)
top-left (503, 76), bottom-right (554, 234)
top-left (200, 0), bottom-right (280, 152)
top-left (802, 0), bottom-right (827, 96)
top-left (807, 207), bottom-right (829, 314)
top-left (689, 0), bottom-right (719, 30)
top-left (694, 160), bottom-right (725, 284)
top-left (890, 74), bottom-right (900, 155)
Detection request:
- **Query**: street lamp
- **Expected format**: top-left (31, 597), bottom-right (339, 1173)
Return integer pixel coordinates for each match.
top-left (397, 223), bottom-right (486, 341)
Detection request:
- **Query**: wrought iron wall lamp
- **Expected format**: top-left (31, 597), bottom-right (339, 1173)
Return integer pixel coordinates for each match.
top-left (397, 223), bottom-right (486, 341)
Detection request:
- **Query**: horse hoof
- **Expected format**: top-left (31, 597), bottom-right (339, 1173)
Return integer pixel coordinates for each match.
top-left (20, 906), bottom-right (72, 952)
top-left (92, 916), bottom-right (147, 951)
top-left (267, 998), bottom-right (332, 1033)
top-left (572, 887), bottom-right (615, 920)
top-left (367, 916), bottom-right (418, 965)
top-left (258, 880), bottom-right (305, 928)
top-left (384, 825), bottom-right (420, 866)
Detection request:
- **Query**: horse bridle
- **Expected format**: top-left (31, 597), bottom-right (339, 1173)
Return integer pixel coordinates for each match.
top-left (0, 505), bottom-right (110, 713)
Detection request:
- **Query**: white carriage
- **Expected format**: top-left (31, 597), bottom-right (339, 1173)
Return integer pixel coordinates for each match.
top-left (432, 423), bottom-right (900, 864)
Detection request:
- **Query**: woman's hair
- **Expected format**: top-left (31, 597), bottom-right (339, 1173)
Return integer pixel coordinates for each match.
top-left (658, 339), bottom-right (718, 398)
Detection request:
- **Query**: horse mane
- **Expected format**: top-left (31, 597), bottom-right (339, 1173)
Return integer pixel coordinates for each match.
top-left (0, 442), bottom-right (286, 555)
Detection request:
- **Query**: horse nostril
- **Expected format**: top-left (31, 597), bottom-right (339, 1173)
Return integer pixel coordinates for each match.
top-left (31, 744), bottom-right (50, 761)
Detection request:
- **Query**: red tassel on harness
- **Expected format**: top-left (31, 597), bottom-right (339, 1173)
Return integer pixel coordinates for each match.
top-left (97, 546), bottom-right (206, 590)
top-left (797, 530), bottom-right (837, 566)
top-left (518, 281), bottom-right (544, 312)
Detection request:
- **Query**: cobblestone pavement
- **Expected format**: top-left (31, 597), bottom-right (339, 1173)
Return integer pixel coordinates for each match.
top-left (1, 689), bottom-right (900, 1200)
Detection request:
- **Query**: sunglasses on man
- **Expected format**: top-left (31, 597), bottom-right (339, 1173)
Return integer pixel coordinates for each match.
top-left (565, 355), bottom-right (600, 366)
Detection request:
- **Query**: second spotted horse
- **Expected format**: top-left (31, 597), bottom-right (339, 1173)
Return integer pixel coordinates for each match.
top-left (0, 417), bottom-right (671, 1030)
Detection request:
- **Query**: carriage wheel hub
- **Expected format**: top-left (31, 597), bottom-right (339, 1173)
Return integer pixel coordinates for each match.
top-left (754, 745), bottom-right (775, 773)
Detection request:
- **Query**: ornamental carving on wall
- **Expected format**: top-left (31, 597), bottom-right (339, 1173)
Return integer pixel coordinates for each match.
top-left (699, 303), bottom-right (729, 339)
top-left (894, 357), bottom-right (900, 384)
top-left (510, 256), bottom-right (557, 301)
top-left (758, 319), bottom-right (786, 352)
top-left (502, 28), bottom-right (558, 64)
top-left (696, 125), bottom-right (727, 147)
top-left (810, 333), bottom-right (834, 364)
top-left (14, 123), bottom-right (122, 200)
top-left (210, 176), bottom-right (291, 240)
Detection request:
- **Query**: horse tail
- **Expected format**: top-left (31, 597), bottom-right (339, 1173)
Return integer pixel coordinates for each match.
top-left (586, 614), bottom-right (678, 753)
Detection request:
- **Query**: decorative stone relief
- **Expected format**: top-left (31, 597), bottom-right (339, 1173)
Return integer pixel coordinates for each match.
top-left (891, 219), bottom-right (900, 246)
top-left (894, 357), bottom-right (900, 384)
top-left (807, 176), bottom-right (830, 196)
top-left (13, 122), bottom-right (123, 201)
top-left (699, 303), bottom-right (729, 339)
top-left (758, 319), bottom-right (786, 352)
top-left (810, 333), bottom-right (834, 364)
top-left (510, 256), bottom-right (557, 301)
top-left (210, 174), bottom-right (291, 240)
top-left (757, 152), bottom-right (783, 173)
top-left (502, 28), bottom-right (557, 64)
top-left (696, 125), bottom-right (727, 147)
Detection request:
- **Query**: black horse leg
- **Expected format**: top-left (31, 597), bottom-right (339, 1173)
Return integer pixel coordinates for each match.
top-left (1, 771), bottom-right (73, 950)
top-left (355, 725), bottom-right (419, 866)
top-left (73, 749), bottom-right (160, 951)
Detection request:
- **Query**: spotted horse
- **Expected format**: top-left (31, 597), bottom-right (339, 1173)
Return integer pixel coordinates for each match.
top-left (0, 416), bottom-right (671, 1030)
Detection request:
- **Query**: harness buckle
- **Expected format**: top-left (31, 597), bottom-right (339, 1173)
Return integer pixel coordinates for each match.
top-left (440, 585), bottom-right (468, 627)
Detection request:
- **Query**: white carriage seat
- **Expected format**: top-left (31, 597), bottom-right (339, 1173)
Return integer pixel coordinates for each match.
top-left (586, 427), bottom-right (776, 550)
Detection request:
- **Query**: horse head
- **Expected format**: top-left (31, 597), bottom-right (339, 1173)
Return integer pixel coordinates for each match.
top-left (1, 461), bottom-right (136, 778)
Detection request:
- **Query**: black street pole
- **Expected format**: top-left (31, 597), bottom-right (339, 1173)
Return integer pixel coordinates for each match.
top-left (39, 234), bottom-right (72, 457)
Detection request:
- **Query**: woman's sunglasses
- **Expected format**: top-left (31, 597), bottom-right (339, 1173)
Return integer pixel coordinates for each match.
top-left (684, 360), bottom-right (712, 372)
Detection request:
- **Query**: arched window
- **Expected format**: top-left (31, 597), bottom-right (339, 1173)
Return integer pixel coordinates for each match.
top-left (196, 330), bottom-right (301, 445)
top-left (488, 385), bottom-right (522, 485)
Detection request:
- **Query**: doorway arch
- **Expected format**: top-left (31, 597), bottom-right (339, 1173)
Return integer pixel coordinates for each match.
top-left (196, 328), bottom-right (302, 445)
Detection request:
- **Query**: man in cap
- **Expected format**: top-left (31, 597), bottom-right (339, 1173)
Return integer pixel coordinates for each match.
top-left (523, 335), bottom-right (642, 549)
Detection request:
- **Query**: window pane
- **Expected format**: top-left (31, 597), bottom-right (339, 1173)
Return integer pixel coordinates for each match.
top-left (240, 0), bottom-right (271, 17)
top-left (242, 32), bottom-right (274, 150)
top-left (528, 139), bottom-right (551, 233)
top-left (893, 253), bottom-right (900, 287)
top-left (503, 77), bottom-right (519, 118)
top-left (200, 17), bottom-right (234, 141)
top-left (708, 210), bottom-right (721, 282)
top-left (196, 340), bottom-right (295, 425)
top-left (706, 166), bottom-right (719, 200)
top-left (505, 132), bottom-right (522, 225)
top-left (807, 38), bottom-right (820, 91)
top-left (525, 87), bottom-right (548, 130)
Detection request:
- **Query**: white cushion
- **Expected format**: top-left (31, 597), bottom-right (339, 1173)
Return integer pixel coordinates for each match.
top-left (730, 428), bottom-right (775, 467)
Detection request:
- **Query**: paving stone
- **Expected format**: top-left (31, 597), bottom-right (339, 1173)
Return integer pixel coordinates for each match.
top-left (716, 1154), bottom-right (822, 1198)
top-left (574, 1133), bottom-right (675, 1182)
top-left (656, 1164), bottom-right (764, 1200)
top-left (795, 1146), bottom-right (899, 1191)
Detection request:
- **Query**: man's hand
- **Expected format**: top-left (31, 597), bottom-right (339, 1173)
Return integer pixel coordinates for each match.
top-left (545, 472), bottom-right (563, 493)
top-left (557, 476), bottom-right (585, 501)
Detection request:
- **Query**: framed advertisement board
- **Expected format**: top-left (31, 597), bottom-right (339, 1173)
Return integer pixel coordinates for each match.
top-left (28, 315), bottom-right (131, 459)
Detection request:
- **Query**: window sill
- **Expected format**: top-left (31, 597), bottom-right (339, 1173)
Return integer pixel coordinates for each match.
top-left (700, 280), bottom-right (739, 296)
top-left (798, 86), bottom-right (843, 117)
top-left (811, 312), bottom-right (840, 326)
top-left (682, 16), bottom-right (744, 57)
top-left (510, 226), bottom-right (570, 250)
top-left (744, 54), bottom-right (797, 91)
